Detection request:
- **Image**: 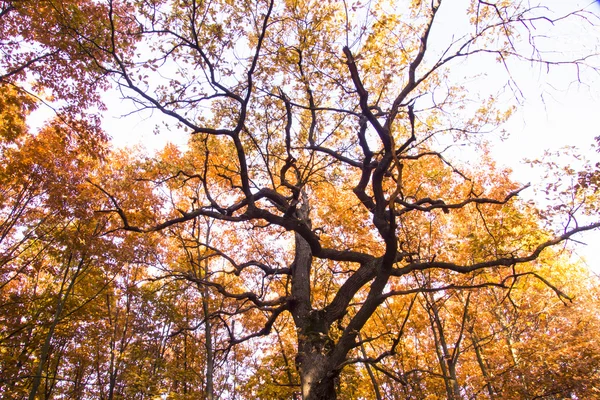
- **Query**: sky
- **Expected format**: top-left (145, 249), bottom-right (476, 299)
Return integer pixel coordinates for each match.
top-left (26, 0), bottom-right (600, 272)
top-left (488, 1), bottom-right (600, 272)
top-left (102, 0), bottom-right (600, 271)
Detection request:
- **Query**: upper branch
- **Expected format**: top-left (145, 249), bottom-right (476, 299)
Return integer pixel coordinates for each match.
top-left (395, 184), bottom-right (530, 215)
top-left (392, 221), bottom-right (600, 276)
top-left (385, 0), bottom-right (441, 132)
top-left (343, 46), bottom-right (389, 151)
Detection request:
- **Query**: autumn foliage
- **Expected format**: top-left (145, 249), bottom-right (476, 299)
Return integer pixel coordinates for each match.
top-left (2, 0), bottom-right (600, 399)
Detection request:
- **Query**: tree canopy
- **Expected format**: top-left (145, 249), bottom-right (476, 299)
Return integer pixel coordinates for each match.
top-left (2, 0), bottom-right (600, 399)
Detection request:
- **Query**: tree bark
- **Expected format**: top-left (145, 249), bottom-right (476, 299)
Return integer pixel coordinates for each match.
top-left (289, 197), bottom-right (340, 400)
top-left (297, 348), bottom-right (337, 400)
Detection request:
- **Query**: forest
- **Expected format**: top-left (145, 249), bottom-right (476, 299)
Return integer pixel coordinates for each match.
top-left (1, 0), bottom-right (600, 399)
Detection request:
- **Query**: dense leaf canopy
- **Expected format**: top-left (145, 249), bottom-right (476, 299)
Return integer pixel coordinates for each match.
top-left (1, 0), bottom-right (600, 399)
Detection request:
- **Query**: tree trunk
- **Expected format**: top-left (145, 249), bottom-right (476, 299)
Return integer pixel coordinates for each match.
top-left (29, 254), bottom-right (83, 400)
top-left (470, 328), bottom-right (496, 399)
top-left (289, 197), bottom-right (340, 400)
top-left (426, 294), bottom-right (462, 400)
top-left (202, 286), bottom-right (215, 400)
top-left (296, 346), bottom-right (337, 400)
top-left (200, 223), bottom-right (215, 400)
top-left (358, 333), bottom-right (382, 400)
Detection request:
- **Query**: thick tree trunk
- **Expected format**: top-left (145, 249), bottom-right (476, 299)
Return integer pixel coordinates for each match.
top-left (297, 349), bottom-right (337, 400)
top-left (289, 194), bottom-right (397, 400)
top-left (289, 198), bottom-right (340, 400)
top-left (292, 249), bottom-right (341, 400)
top-left (304, 378), bottom-right (337, 400)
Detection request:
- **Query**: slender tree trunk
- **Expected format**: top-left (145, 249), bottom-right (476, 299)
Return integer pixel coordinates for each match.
top-left (426, 294), bottom-right (462, 400)
top-left (202, 286), bottom-right (215, 400)
top-left (182, 302), bottom-right (189, 395)
top-left (492, 307), bottom-right (528, 392)
top-left (44, 338), bottom-right (65, 398)
top-left (199, 221), bottom-right (216, 400)
top-left (275, 326), bottom-right (300, 397)
top-left (28, 254), bottom-right (83, 400)
top-left (358, 333), bottom-right (382, 400)
top-left (430, 322), bottom-right (455, 400)
top-left (470, 328), bottom-right (496, 399)
top-left (107, 282), bottom-right (132, 400)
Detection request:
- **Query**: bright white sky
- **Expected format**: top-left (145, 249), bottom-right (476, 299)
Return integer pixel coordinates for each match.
top-left (488, 1), bottom-right (600, 272)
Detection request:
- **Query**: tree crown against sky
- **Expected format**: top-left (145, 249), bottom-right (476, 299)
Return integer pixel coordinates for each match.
top-left (2, 0), bottom-right (600, 399)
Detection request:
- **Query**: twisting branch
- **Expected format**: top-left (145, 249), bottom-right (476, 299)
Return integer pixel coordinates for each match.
top-left (181, 272), bottom-right (287, 308)
top-left (395, 184), bottom-right (531, 215)
top-left (343, 46), bottom-right (389, 151)
top-left (228, 304), bottom-right (288, 346)
top-left (340, 294), bottom-right (417, 368)
top-left (385, 0), bottom-right (442, 130)
top-left (392, 221), bottom-right (600, 276)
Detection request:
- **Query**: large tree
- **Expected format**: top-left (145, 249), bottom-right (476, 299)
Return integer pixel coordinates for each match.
top-left (2, 0), bottom-right (600, 399)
